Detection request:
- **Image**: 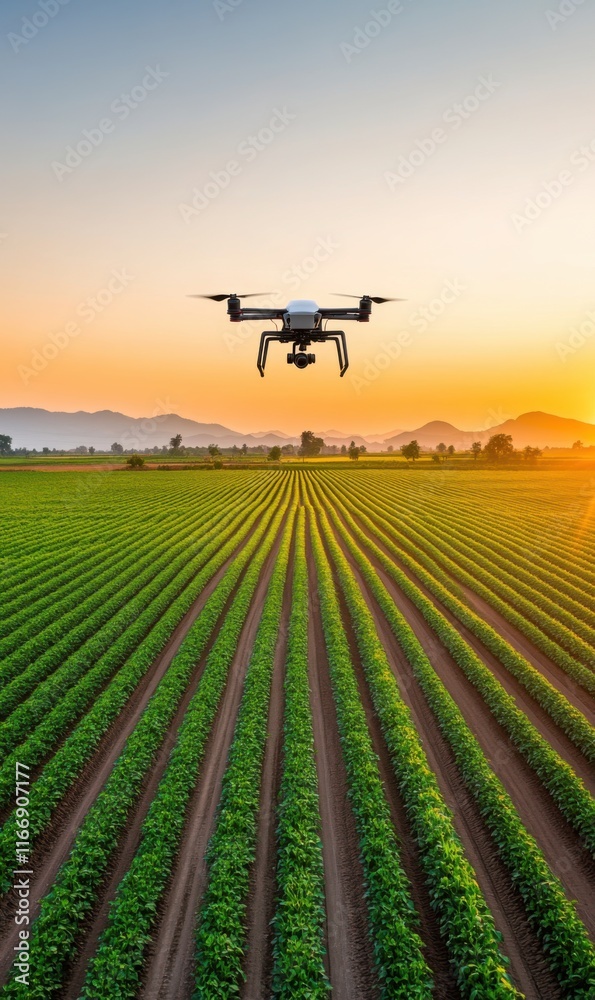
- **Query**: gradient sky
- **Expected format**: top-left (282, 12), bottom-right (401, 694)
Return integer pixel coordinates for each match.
top-left (2, 0), bottom-right (595, 436)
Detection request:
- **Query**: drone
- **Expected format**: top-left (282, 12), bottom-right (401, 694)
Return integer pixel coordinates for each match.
top-left (189, 292), bottom-right (405, 376)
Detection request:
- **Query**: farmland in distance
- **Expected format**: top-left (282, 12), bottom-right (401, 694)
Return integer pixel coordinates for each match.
top-left (0, 467), bottom-right (593, 1000)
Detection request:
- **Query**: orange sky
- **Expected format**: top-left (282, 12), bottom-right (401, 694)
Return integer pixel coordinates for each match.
top-left (2, 0), bottom-right (595, 435)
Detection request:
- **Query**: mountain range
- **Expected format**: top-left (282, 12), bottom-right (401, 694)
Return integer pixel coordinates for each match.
top-left (1, 408), bottom-right (594, 451)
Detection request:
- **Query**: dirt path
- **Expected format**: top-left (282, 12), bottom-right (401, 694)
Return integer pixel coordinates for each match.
top-left (306, 538), bottom-right (379, 1000)
top-left (322, 512), bottom-right (573, 999)
top-left (240, 564), bottom-right (291, 999)
top-left (136, 528), bottom-right (286, 1000)
top-left (0, 530), bottom-right (255, 987)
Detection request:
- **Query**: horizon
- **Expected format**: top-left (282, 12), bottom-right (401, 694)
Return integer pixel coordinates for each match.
top-left (3, 404), bottom-right (595, 446)
top-left (2, 0), bottom-right (595, 433)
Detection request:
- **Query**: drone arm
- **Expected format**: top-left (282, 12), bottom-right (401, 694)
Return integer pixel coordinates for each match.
top-left (236, 308), bottom-right (285, 323)
top-left (318, 308), bottom-right (364, 322)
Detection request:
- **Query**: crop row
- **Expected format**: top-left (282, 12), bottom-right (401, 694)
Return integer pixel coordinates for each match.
top-left (0, 513), bottom-right (210, 680)
top-left (365, 476), bottom-right (595, 655)
top-left (0, 474), bottom-right (210, 574)
top-left (0, 476), bottom-right (283, 742)
top-left (306, 490), bottom-right (520, 999)
top-left (310, 480), bottom-right (595, 995)
top-left (318, 479), bottom-right (595, 836)
top-left (308, 503), bottom-right (434, 997)
top-left (1, 488), bottom-right (291, 998)
top-left (0, 474), bottom-right (265, 672)
top-left (0, 473), bottom-right (245, 629)
top-left (192, 502), bottom-right (297, 998)
top-left (83, 488), bottom-right (294, 1000)
top-left (352, 474), bottom-right (595, 674)
top-left (380, 474), bottom-right (595, 595)
top-left (0, 476), bottom-right (288, 891)
top-left (392, 480), bottom-right (595, 609)
top-left (329, 473), bottom-right (595, 701)
top-left (271, 507), bottom-right (329, 999)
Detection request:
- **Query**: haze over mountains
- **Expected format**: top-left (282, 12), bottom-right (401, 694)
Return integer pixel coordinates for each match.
top-left (1, 408), bottom-right (594, 452)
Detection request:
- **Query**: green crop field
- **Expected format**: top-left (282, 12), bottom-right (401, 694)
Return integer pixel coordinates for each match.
top-left (0, 468), bottom-right (593, 1000)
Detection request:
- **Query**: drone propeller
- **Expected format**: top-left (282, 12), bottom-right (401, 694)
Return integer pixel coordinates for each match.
top-left (188, 292), bottom-right (273, 301)
top-left (332, 293), bottom-right (406, 304)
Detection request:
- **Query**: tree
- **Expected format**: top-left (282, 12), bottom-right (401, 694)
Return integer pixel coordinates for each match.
top-left (471, 441), bottom-right (482, 461)
top-left (348, 440), bottom-right (360, 461)
top-left (299, 430), bottom-right (324, 458)
top-left (387, 445), bottom-right (394, 453)
top-left (208, 444), bottom-right (221, 458)
top-left (340, 444), bottom-right (347, 455)
top-left (572, 440), bottom-right (584, 450)
top-left (431, 453), bottom-right (441, 464)
top-left (447, 445), bottom-right (455, 456)
top-left (359, 445), bottom-right (367, 455)
top-left (88, 446), bottom-right (95, 455)
top-left (484, 433), bottom-right (514, 461)
top-left (401, 440), bottom-right (421, 462)
top-left (74, 445), bottom-right (88, 455)
top-left (436, 442), bottom-right (447, 454)
top-left (0, 435), bottom-right (12, 456)
top-left (268, 445), bottom-right (282, 462)
top-left (241, 443), bottom-right (248, 455)
top-left (281, 444), bottom-right (295, 455)
top-left (127, 454), bottom-right (145, 469)
top-left (170, 434), bottom-right (183, 451)
top-left (111, 442), bottom-right (124, 454)
top-left (42, 447), bottom-right (50, 455)
top-left (523, 445), bottom-right (542, 462)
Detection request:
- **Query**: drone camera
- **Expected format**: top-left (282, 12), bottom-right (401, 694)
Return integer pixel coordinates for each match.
top-left (287, 352), bottom-right (315, 369)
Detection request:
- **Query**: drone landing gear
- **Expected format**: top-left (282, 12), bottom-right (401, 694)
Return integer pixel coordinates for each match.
top-left (326, 331), bottom-right (349, 377)
top-left (257, 330), bottom-right (349, 377)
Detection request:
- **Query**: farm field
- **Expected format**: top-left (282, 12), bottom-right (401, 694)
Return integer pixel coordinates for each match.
top-left (0, 468), bottom-right (593, 1000)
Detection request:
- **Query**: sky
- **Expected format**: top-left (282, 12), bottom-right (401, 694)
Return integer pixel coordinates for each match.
top-left (1, 0), bottom-right (595, 436)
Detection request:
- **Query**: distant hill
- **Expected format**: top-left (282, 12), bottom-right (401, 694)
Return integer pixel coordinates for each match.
top-left (0, 408), bottom-right (293, 452)
top-left (385, 412), bottom-right (595, 450)
top-left (2, 407), bottom-right (594, 452)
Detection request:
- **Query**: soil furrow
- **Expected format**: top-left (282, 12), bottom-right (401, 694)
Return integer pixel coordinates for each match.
top-left (342, 499), bottom-right (595, 791)
top-left (136, 522), bottom-right (286, 1000)
top-left (323, 508), bottom-right (566, 1000)
top-left (306, 537), bottom-right (379, 1000)
top-left (240, 557), bottom-right (291, 1000)
top-left (0, 530), bottom-right (254, 984)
